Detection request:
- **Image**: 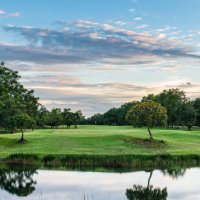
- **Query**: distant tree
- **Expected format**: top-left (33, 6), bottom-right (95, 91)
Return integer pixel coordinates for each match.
top-left (126, 101), bottom-right (167, 139)
top-left (87, 113), bottom-right (105, 125)
top-left (46, 108), bottom-right (63, 128)
top-left (22, 89), bottom-right (39, 119)
top-left (11, 114), bottom-right (36, 142)
top-left (177, 102), bottom-right (196, 130)
top-left (142, 89), bottom-right (187, 128)
top-left (156, 88), bottom-right (187, 128)
top-left (62, 108), bottom-right (74, 128)
top-left (193, 98), bottom-right (200, 127)
top-left (118, 102), bottom-right (137, 125)
top-left (72, 110), bottom-right (84, 128)
top-left (142, 94), bottom-right (156, 102)
top-left (87, 102), bottom-right (136, 126)
top-left (103, 108), bottom-right (119, 126)
top-left (35, 105), bottom-right (49, 128)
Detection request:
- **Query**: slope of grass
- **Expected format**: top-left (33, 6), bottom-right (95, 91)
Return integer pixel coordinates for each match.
top-left (0, 125), bottom-right (200, 159)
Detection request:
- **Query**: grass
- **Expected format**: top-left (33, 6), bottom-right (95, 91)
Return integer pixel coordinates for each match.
top-left (0, 125), bottom-right (200, 158)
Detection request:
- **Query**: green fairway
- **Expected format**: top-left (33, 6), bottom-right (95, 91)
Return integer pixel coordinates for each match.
top-left (0, 125), bottom-right (200, 158)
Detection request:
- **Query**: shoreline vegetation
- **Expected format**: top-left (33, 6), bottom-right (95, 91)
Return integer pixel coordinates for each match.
top-left (2, 153), bottom-right (200, 170)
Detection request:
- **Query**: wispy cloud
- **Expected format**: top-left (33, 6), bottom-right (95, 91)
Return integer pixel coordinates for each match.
top-left (0, 9), bottom-right (20, 17)
top-left (2, 20), bottom-right (200, 66)
top-left (134, 17), bottom-right (142, 21)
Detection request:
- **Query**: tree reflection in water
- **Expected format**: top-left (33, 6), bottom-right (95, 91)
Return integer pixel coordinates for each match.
top-left (0, 167), bottom-right (37, 197)
top-left (126, 171), bottom-right (168, 200)
top-left (162, 168), bottom-right (186, 179)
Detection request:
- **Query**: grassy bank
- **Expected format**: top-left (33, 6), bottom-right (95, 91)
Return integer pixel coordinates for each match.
top-left (0, 125), bottom-right (200, 167)
top-left (4, 153), bottom-right (200, 170)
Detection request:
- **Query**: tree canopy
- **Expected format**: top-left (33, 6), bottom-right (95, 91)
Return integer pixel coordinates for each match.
top-left (126, 101), bottom-right (167, 139)
top-left (0, 62), bottom-right (39, 140)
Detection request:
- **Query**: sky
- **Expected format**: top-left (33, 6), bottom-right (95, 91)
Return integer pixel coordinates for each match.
top-left (1, 0), bottom-right (200, 116)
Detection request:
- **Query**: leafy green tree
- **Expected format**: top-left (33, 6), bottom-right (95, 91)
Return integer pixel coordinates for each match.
top-left (142, 89), bottom-right (187, 128)
top-left (22, 89), bottom-right (39, 119)
top-left (87, 113), bottom-right (105, 125)
top-left (35, 105), bottom-right (49, 128)
top-left (46, 108), bottom-right (63, 128)
top-left (177, 102), bottom-right (196, 130)
top-left (62, 108), bottom-right (74, 128)
top-left (87, 102), bottom-right (136, 126)
top-left (0, 62), bottom-right (39, 132)
top-left (156, 89), bottom-right (187, 128)
top-left (126, 101), bottom-right (167, 139)
top-left (117, 102), bottom-right (137, 125)
top-left (11, 114), bottom-right (36, 142)
top-left (193, 98), bottom-right (200, 127)
top-left (72, 110), bottom-right (84, 128)
top-left (103, 108), bottom-right (119, 126)
top-left (142, 94), bottom-right (156, 102)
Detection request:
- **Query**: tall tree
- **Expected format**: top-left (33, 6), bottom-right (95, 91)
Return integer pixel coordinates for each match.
top-left (0, 62), bottom-right (39, 133)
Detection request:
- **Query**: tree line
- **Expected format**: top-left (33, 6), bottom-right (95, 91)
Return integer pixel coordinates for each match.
top-left (88, 89), bottom-right (200, 131)
top-left (1, 62), bottom-right (200, 141)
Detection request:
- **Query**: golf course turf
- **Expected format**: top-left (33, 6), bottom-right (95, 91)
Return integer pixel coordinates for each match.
top-left (0, 125), bottom-right (199, 157)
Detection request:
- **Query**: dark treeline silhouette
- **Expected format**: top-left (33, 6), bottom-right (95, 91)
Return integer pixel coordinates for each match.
top-left (87, 102), bottom-right (135, 126)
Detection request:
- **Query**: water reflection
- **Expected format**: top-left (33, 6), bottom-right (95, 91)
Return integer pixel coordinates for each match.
top-left (0, 166), bottom-right (199, 200)
top-left (126, 171), bottom-right (168, 200)
top-left (0, 167), bottom-right (37, 197)
top-left (161, 168), bottom-right (186, 179)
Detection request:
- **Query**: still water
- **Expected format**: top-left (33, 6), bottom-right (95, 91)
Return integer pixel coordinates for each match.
top-left (0, 167), bottom-right (199, 200)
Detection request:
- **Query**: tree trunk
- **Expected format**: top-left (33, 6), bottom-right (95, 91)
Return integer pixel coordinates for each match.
top-left (20, 129), bottom-right (24, 141)
top-left (148, 127), bottom-right (153, 140)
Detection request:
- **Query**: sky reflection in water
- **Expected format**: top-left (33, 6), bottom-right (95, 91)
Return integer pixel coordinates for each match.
top-left (0, 168), bottom-right (200, 200)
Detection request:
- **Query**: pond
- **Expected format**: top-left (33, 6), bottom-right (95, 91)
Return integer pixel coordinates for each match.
top-left (0, 167), bottom-right (199, 200)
